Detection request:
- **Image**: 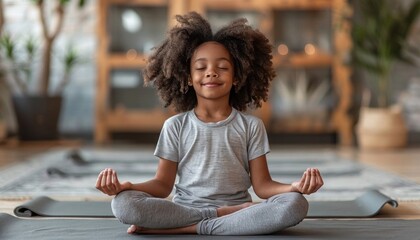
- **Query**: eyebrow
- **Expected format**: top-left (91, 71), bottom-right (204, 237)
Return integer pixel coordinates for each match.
top-left (193, 57), bottom-right (232, 63)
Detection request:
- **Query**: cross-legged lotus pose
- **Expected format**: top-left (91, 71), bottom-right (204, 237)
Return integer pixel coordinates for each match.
top-left (96, 12), bottom-right (323, 235)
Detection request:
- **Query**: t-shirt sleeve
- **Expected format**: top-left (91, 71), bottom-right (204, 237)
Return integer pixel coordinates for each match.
top-left (248, 118), bottom-right (270, 161)
top-left (154, 118), bottom-right (180, 162)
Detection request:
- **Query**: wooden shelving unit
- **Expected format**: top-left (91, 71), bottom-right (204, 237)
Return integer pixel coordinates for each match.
top-left (96, 0), bottom-right (353, 145)
top-left (95, 0), bottom-right (188, 143)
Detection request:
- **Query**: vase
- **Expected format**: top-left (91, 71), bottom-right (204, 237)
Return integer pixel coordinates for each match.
top-left (356, 107), bottom-right (407, 149)
top-left (12, 95), bottom-right (62, 141)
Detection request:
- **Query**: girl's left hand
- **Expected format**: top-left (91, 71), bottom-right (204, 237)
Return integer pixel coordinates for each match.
top-left (291, 168), bottom-right (324, 195)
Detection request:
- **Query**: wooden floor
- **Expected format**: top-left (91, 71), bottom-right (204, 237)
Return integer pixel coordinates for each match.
top-left (0, 142), bottom-right (419, 219)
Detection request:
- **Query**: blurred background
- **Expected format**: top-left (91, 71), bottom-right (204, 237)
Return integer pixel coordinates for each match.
top-left (0, 0), bottom-right (419, 147)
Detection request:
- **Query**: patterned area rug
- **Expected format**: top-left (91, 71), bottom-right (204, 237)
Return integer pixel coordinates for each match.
top-left (1, 147), bottom-right (419, 202)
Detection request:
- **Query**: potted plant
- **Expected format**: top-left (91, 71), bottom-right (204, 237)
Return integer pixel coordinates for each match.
top-left (352, 0), bottom-right (420, 149)
top-left (0, 0), bottom-right (86, 141)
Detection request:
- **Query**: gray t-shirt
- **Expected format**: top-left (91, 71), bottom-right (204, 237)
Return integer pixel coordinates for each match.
top-left (154, 108), bottom-right (270, 208)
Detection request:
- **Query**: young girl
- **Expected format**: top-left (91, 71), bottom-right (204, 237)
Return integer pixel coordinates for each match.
top-left (96, 12), bottom-right (323, 235)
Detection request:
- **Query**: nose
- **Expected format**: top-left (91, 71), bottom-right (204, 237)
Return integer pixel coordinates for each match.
top-left (205, 71), bottom-right (218, 78)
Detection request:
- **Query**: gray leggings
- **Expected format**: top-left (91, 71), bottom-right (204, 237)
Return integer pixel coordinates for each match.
top-left (111, 190), bottom-right (308, 235)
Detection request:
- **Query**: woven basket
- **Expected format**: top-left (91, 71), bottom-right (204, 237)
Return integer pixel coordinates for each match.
top-left (356, 107), bottom-right (408, 149)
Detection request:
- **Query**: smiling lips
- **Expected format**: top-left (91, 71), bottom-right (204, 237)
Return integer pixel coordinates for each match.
top-left (202, 82), bottom-right (222, 87)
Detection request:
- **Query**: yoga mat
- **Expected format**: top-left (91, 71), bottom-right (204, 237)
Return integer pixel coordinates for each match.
top-left (14, 190), bottom-right (396, 218)
top-left (3, 148), bottom-right (420, 202)
top-left (308, 189), bottom-right (398, 217)
top-left (49, 150), bottom-right (361, 177)
top-left (66, 149), bottom-right (157, 165)
top-left (46, 166), bottom-right (157, 177)
top-left (14, 196), bottom-right (114, 217)
top-left (0, 213), bottom-right (418, 240)
top-left (46, 164), bottom-right (360, 177)
top-left (69, 149), bottom-right (338, 165)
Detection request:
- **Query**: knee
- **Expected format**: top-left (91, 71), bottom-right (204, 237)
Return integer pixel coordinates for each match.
top-left (111, 190), bottom-right (149, 224)
top-left (284, 192), bottom-right (308, 223)
top-left (271, 192), bottom-right (308, 225)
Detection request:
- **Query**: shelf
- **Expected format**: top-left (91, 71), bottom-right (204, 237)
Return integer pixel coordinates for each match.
top-left (193, 0), bottom-right (266, 11)
top-left (107, 0), bottom-right (167, 6)
top-left (269, 114), bottom-right (335, 133)
top-left (269, 0), bottom-right (332, 10)
top-left (270, 122), bottom-right (335, 133)
top-left (272, 53), bottom-right (333, 68)
top-left (107, 54), bottom-right (148, 68)
top-left (106, 108), bottom-right (170, 132)
top-left (96, 0), bottom-right (353, 145)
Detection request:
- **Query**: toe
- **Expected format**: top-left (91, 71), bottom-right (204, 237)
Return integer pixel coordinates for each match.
top-left (127, 225), bottom-right (137, 234)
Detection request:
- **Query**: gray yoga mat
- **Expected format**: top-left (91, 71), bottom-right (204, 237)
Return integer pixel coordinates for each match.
top-left (68, 149), bottom-right (340, 165)
top-left (0, 213), bottom-right (418, 240)
top-left (14, 196), bottom-right (114, 217)
top-left (308, 189), bottom-right (398, 217)
top-left (64, 149), bottom-right (361, 177)
top-left (46, 166), bottom-right (157, 177)
top-left (48, 150), bottom-right (361, 178)
top-left (14, 190), bottom-right (397, 218)
top-left (46, 165), bottom-right (360, 177)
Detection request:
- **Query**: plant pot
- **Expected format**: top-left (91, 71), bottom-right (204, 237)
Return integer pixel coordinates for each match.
top-left (356, 107), bottom-right (407, 149)
top-left (12, 95), bottom-right (62, 141)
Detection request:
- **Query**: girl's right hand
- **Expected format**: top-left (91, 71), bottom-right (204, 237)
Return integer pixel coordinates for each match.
top-left (95, 168), bottom-right (132, 196)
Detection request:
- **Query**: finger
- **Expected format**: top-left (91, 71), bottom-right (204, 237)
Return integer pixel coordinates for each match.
top-left (314, 169), bottom-right (324, 192)
top-left (303, 168), bottom-right (311, 193)
top-left (111, 171), bottom-right (117, 192)
top-left (303, 169), bottom-right (311, 194)
top-left (95, 171), bottom-right (104, 189)
top-left (113, 170), bottom-right (120, 185)
top-left (106, 169), bottom-right (114, 192)
top-left (105, 169), bottom-right (115, 192)
top-left (102, 169), bottom-right (111, 192)
top-left (309, 168), bottom-right (317, 193)
top-left (111, 170), bottom-right (119, 192)
top-left (299, 171), bottom-right (307, 190)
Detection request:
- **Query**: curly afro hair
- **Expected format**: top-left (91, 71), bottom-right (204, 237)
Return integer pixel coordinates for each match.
top-left (144, 11), bottom-right (275, 112)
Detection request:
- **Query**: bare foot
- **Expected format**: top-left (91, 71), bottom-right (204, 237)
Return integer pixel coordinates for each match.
top-left (216, 202), bottom-right (255, 217)
top-left (127, 224), bottom-right (197, 234)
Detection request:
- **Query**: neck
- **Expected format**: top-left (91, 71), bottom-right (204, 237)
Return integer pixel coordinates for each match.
top-left (194, 101), bottom-right (232, 123)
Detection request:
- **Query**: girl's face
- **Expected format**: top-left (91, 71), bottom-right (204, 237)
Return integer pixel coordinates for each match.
top-left (190, 41), bottom-right (234, 103)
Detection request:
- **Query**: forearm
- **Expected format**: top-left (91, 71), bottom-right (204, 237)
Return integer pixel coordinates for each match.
top-left (254, 180), bottom-right (297, 199)
top-left (124, 178), bottom-right (173, 198)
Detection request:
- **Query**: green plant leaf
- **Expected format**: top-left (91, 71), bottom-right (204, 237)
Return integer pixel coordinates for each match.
top-left (0, 33), bottom-right (16, 60)
top-left (351, 0), bottom-right (420, 107)
top-left (78, 0), bottom-right (86, 7)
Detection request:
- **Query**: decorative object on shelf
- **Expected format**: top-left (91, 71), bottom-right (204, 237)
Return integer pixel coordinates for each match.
top-left (271, 70), bottom-right (331, 132)
top-left (0, 0), bottom-right (87, 141)
top-left (352, 0), bottom-right (420, 149)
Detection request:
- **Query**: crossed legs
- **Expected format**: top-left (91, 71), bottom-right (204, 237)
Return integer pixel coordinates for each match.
top-left (111, 190), bottom-right (308, 235)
